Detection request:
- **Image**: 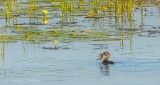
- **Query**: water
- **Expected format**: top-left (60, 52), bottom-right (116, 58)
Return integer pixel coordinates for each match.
top-left (0, 1), bottom-right (160, 85)
top-left (0, 35), bottom-right (160, 85)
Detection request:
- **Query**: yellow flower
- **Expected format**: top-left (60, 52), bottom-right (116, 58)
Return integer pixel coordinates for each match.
top-left (88, 10), bottom-right (94, 15)
top-left (25, 32), bottom-right (30, 38)
top-left (109, 2), bottom-right (115, 6)
top-left (52, 40), bottom-right (58, 44)
top-left (42, 10), bottom-right (48, 15)
top-left (78, 5), bottom-right (83, 9)
top-left (43, 19), bottom-right (48, 24)
top-left (15, 25), bottom-right (20, 29)
top-left (101, 6), bottom-right (107, 11)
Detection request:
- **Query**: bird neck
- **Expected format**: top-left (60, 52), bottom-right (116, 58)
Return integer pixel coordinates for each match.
top-left (104, 55), bottom-right (110, 61)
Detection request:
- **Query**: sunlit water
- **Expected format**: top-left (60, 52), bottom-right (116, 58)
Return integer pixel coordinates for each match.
top-left (0, 1), bottom-right (160, 85)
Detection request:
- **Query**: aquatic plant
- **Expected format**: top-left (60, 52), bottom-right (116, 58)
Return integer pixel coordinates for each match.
top-left (42, 10), bottom-right (48, 16)
top-left (0, 0), bottom-right (159, 45)
top-left (52, 40), bottom-right (58, 44)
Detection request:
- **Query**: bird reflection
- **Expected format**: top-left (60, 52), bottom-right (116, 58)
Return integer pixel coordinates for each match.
top-left (99, 63), bottom-right (110, 75)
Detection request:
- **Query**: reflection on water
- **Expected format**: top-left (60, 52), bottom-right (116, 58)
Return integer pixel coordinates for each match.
top-left (0, 0), bottom-right (160, 85)
top-left (99, 63), bottom-right (110, 75)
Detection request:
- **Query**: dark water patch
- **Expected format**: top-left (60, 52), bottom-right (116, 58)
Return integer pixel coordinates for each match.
top-left (121, 52), bottom-right (134, 55)
top-left (14, 23), bottom-right (45, 26)
top-left (89, 44), bottom-right (108, 50)
top-left (139, 29), bottom-right (160, 37)
top-left (42, 46), bottom-right (70, 50)
top-left (136, 52), bottom-right (155, 54)
top-left (55, 21), bottom-right (78, 25)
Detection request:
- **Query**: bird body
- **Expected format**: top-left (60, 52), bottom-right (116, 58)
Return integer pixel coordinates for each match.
top-left (97, 52), bottom-right (115, 64)
top-left (103, 60), bottom-right (114, 65)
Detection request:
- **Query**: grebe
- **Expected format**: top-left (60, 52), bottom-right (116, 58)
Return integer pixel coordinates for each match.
top-left (97, 52), bottom-right (114, 65)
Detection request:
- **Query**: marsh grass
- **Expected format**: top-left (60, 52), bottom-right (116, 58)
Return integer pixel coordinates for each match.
top-left (0, 0), bottom-right (159, 44)
top-left (0, 0), bottom-right (159, 60)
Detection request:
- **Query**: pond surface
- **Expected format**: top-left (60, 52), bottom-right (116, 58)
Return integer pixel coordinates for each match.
top-left (0, 0), bottom-right (160, 85)
top-left (1, 36), bottom-right (160, 85)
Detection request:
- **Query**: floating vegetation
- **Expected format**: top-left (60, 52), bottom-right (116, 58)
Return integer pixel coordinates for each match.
top-left (0, 0), bottom-right (160, 44)
top-left (0, 35), bottom-right (17, 43)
